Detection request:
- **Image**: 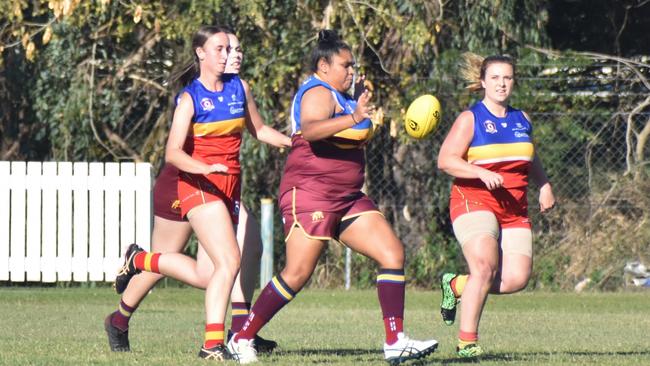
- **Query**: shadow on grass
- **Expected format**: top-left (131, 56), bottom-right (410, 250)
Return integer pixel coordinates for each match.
top-left (432, 350), bottom-right (650, 364)
top-left (273, 349), bottom-right (650, 364)
top-left (276, 348), bottom-right (380, 357)
top-left (273, 348), bottom-right (440, 365)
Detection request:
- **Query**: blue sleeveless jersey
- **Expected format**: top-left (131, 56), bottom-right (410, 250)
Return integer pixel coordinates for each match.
top-left (290, 75), bottom-right (373, 149)
top-left (459, 101), bottom-right (534, 188)
top-left (180, 75), bottom-right (246, 172)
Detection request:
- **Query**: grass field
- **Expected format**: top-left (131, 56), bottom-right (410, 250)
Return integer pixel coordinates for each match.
top-left (0, 287), bottom-right (648, 365)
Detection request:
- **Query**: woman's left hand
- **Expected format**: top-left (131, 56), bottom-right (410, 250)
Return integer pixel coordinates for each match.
top-left (539, 183), bottom-right (556, 213)
top-left (352, 90), bottom-right (375, 123)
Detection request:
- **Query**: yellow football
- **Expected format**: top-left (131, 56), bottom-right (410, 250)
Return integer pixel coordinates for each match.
top-left (404, 94), bottom-right (441, 139)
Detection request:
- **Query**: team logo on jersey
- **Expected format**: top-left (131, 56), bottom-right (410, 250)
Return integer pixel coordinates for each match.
top-left (310, 211), bottom-right (325, 222)
top-left (200, 98), bottom-right (215, 111)
top-left (484, 120), bottom-right (497, 134)
top-left (230, 105), bottom-right (244, 114)
top-left (513, 122), bottom-right (527, 131)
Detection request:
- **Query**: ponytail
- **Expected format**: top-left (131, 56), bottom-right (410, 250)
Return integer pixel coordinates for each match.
top-left (461, 53), bottom-right (516, 93)
top-left (310, 29), bottom-right (351, 72)
top-left (168, 25), bottom-right (231, 88)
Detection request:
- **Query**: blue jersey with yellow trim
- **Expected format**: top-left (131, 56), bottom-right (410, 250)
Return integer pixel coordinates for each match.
top-left (181, 75), bottom-right (246, 172)
top-left (290, 75), bottom-right (373, 149)
top-left (458, 101), bottom-right (534, 188)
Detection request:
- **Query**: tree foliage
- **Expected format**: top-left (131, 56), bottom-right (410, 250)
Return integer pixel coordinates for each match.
top-left (1, 0), bottom-right (649, 288)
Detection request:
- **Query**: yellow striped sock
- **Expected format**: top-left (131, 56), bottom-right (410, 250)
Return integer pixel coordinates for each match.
top-left (452, 274), bottom-right (469, 297)
top-left (204, 323), bottom-right (224, 348)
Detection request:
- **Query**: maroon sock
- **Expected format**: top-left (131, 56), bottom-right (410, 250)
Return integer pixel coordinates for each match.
top-left (377, 269), bottom-right (405, 344)
top-left (383, 316), bottom-right (404, 345)
top-left (110, 299), bottom-right (136, 331)
top-left (236, 276), bottom-right (296, 341)
top-left (230, 302), bottom-right (251, 333)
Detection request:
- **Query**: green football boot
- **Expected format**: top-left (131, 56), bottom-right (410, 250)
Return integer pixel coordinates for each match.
top-left (440, 273), bottom-right (459, 325)
top-left (457, 343), bottom-right (484, 358)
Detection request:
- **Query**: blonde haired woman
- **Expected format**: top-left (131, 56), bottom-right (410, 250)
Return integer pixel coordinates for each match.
top-left (437, 53), bottom-right (555, 358)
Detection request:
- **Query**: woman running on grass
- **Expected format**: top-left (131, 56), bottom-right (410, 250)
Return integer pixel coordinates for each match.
top-left (226, 29), bottom-right (439, 365)
top-left (104, 28), bottom-right (287, 355)
top-left (437, 53), bottom-right (555, 358)
top-left (111, 25), bottom-right (289, 361)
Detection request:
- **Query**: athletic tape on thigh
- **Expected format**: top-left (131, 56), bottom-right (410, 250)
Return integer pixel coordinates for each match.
top-left (452, 211), bottom-right (499, 246)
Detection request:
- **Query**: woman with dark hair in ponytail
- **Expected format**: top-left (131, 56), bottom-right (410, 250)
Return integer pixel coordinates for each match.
top-left (110, 26), bottom-right (289, 361)
top-left (437, 53), bottom-right (555, 358)
top-left (226, 30), bottom-right (438, 365)
top-left (105, 28), bottom-right (286, 356)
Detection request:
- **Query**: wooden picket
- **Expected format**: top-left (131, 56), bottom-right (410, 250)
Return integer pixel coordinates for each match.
top-left (0, 161), bottom-right (152, 282)
top-left (9, 162), bottom-right (26, 282)
top-left (0, 162), bottom-right (9, 280)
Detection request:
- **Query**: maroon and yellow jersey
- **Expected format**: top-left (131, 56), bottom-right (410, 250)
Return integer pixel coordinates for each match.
top-left (279, 77), bottom-right (372, 200)
top-left (279, 135), bottom-right (365, 200)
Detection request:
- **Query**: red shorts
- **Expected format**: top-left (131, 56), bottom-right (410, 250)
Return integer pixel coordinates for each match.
top-left (279, 187), bottom-right (381, 241)
top-left (153, 163), bottom-right (185, 222)
top-left (449, 184), bottom-right (530, 229)
top-left (178, 172), bottom-right (241, 224)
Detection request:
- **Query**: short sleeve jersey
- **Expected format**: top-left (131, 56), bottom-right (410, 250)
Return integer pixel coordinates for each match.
top-left (180, 75), bottom-right (246, 173)
top-left (455, 101), bottom-right (535, 189)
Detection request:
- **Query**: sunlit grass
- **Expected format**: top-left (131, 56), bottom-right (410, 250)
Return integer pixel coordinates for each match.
top-left (0, 288), bottom-right (648, 365)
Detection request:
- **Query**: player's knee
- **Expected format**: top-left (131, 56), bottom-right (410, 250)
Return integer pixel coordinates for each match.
top-left (378, 253), bottom-right (403, 269)
top-left (211, 254), bottom-right (240, 281)
top-left (225, 255), bottom-right (241, 278)
top-left (195, 272), bottom-right (211, 289)
top-left (280, 267), bottom-right (311, 291)
top-left (373, 244), bottom-right (404, 269)
top-left (473, 261), bottom-right (498, 284)
top-left (502, 271), bottom-right (530, 293)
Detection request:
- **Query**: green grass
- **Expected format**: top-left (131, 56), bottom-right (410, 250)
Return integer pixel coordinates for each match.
top-left (0, 288), bottom-right (648, 365)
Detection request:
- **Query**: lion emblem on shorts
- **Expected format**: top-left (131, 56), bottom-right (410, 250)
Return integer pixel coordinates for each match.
top-left (311, 211), bottom-right (325, 222)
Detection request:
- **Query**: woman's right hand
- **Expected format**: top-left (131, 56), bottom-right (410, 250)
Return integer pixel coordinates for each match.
top-left (352, 89), bottom-right (375, 123)
top-left (204, 163), bottom-right (228, 175)
top-left (477, 168), bottom-right (504, 190)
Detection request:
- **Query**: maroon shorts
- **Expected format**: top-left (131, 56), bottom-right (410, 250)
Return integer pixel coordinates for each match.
top-left (153, 163), bottom-right (185, 222)
top-left (279, 187), bottom-right (381, 241)
top-left (178, 171), bottom-right (241, 224)
top-left (450, 184), bottom-right (530, 229)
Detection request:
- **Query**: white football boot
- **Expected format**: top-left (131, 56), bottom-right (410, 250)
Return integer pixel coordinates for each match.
top-left (227, 333), bottom-right (258, 364)
top-left (383, 332), bottom-right (438, 365)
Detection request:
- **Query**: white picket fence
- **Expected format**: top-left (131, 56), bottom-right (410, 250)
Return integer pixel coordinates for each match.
top-left (0, 161), bottom-right (152, 283)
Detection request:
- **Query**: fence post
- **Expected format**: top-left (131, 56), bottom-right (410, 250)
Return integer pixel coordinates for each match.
top-left (259, 198), bottom-right (274, 288)
top-left (345, 247), bottom-right (351, 290)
